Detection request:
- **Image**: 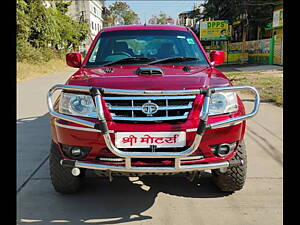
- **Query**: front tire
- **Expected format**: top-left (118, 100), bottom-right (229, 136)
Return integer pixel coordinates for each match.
top-left (49, 142), bottom-right (85, 194)
top-left (212, 141), bottom-right (247, 192)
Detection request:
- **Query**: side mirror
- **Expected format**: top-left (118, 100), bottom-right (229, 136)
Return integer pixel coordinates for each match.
top-left (66, 53), bottom-right (82, 68)
top-left (209, 50), bottom-right (225, 66)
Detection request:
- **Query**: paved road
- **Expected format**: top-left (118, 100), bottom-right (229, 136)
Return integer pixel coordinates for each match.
top-left (17, 68), bottom-right (283, 225)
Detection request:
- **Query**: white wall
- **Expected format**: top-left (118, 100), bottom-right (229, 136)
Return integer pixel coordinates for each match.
top-left (87, 1), bottom-right (104, 40)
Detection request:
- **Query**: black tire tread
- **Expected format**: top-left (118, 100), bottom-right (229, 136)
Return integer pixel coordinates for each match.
top-left (212, 141), bottom-right (247, 192)
top-left (49, 142), bottom-right (84, 194)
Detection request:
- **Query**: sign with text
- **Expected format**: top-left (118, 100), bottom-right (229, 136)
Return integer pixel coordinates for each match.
top-left (200, 20), bottom-right (230, 41)
top-left (273, 8), bottom-right (283, 28)
top-left (115, 132), bottom-right (186, 148)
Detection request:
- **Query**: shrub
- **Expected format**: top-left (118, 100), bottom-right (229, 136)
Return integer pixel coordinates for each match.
top-left (17, 39), bottom-right (44, 63)
top-left (17, 39), bottom-right (67, 64)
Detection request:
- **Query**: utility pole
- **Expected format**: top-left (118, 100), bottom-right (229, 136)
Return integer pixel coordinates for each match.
top-left (79, 11), bottom-right (85, 23)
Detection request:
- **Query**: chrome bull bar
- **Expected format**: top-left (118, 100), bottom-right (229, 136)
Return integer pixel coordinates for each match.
top-left (47, 84), bottom-right (260, 172)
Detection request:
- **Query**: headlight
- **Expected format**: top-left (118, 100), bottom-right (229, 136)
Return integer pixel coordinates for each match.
top-left (59, 93), bottom-right (97, 118)
top-left (208, 92), bottom-right (238, 116)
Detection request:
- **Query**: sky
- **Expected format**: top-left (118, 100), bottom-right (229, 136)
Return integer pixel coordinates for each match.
top-left (105, 0), bottom-right (204, 24)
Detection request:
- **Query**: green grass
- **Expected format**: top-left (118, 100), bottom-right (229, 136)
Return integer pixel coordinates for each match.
top-left (224, 71), bottom-right (283, 106)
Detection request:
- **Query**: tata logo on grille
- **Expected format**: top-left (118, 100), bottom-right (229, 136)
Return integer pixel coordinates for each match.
top-left (142, 102), bottom-right (159, 116)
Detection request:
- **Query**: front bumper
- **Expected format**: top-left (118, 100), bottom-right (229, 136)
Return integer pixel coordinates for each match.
top-left (61, 157), bottom-right (243, 173)
top-left (47, 85), bottom-right (260, 173)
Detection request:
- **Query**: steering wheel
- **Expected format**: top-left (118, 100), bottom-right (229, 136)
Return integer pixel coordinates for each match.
top-left (113, 51), bottom-right (132, 57)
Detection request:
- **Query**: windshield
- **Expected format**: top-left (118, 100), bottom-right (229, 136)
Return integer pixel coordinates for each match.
top-left (85, 29), bottom-right (209, 67)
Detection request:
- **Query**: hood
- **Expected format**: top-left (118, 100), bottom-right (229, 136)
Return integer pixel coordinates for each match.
top-left (66, 64), bottom-right (231, 90)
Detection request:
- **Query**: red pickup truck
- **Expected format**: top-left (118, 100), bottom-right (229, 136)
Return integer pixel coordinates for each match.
top-left (47, 25), bottom-right (260, 194)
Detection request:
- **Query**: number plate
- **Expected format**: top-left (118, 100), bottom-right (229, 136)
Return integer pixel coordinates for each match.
top-left (115, 132), bottom-right (186, 148)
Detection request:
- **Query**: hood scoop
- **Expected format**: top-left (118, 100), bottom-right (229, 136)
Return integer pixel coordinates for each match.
top-left (136, 67), bottom-right (163, 76)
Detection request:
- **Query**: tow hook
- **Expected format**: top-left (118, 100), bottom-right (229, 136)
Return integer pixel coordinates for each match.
top-left (186, 171), bottom-right (201, 182)
top-left (107, 170), bottom-right (113, 182)
top-left (220, 159), bottom-right (244, 173)
top-left (228, 159), bottom-right (244, 167)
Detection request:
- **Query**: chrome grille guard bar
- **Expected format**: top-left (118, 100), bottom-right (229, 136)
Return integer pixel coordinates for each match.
top-left (47, 84), bottom-right (260, 170)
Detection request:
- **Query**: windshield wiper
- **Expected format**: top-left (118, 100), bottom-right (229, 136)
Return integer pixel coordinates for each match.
top-left (147, 56), bottom-right (199, 65)
top-left (101, 57), bottom-right (156, 67)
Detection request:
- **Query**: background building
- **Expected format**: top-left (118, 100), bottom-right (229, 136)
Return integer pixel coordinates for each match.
top-left (67, 1), bottom-right (104, 41)
top-left (67, 0), bottom-right (105, 54)
top-left (43, 0), bottom-right (105, 54)
top-left (271, 1), bottom-right (283, 65)
top-left (178, 11), bottom-right (194, 27)
top-left (177, 2), bottom-right (204, 35)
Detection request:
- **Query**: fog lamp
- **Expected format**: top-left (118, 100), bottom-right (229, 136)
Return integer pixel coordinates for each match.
top-left (210, 142), bottom-right (237, 157)
top-left (217, 144), bottom-right (231, 157)
top-left (71, 148), bottom-right (82, 156)
top-left (61, 144), bottom-right (91, 159)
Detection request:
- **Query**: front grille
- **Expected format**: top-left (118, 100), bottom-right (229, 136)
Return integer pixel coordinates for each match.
top-left (103, 95), bottom-right (196, 122)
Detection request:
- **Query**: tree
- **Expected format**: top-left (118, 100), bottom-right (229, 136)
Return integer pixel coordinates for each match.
top-left (200, 0), bottom-right (277, 41)
top-left (16, 0), bottom-right (90, 62)
top-left (27, 0), bottom-right (59, 48)
top-left (157, 12), bottom-right (168, 24)
top-left (102, 7), bottom-right (114, 27)
top-left (149, 12), bottom-right (170, 24)
top-left (55, 0), bottom-right (72, 14)
top-left (51, 6), bottom-right (89, 50)
top-left (17, 0), bottom-right (30, 42)
top-left (108, 1), bottom-right (138, 25)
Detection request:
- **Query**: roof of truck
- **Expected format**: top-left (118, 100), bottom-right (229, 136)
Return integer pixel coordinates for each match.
top-left (101, 24), bottom-right (189, 32)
